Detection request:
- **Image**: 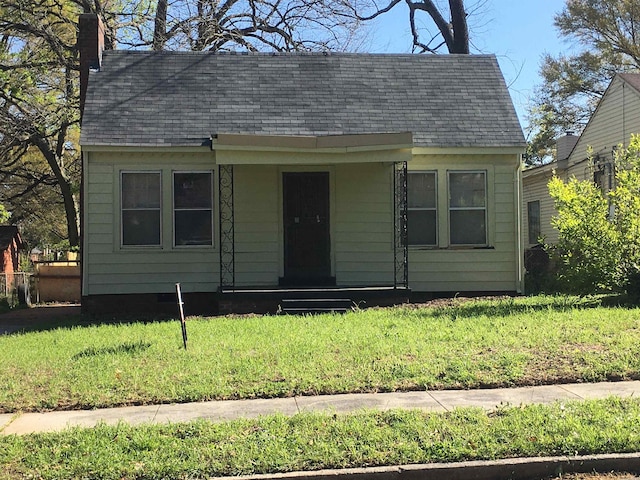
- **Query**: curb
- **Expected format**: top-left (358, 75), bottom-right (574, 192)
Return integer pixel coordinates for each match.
top-left (212, 453), bottom-right (640, 480)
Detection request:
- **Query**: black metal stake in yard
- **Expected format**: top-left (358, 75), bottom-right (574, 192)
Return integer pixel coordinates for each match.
top-left (176, 283), bottom-right (188, 350)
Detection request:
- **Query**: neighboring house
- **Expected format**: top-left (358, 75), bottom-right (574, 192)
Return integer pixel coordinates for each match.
top-left (0, 226), bottom-right (22, 275)
top-left (0, 226), bottom-right (23, 295)
top-left (522, 135), bottom-right (578, 247)
top-left (523, 73), bottom-right (640, 250)
top-left (78, 14), bottom-right (526, 314)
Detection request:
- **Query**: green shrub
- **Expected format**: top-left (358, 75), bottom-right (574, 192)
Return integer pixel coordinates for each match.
top-left (547, 175), bottom-right (620, 293)
top-left (548, 134), bottom-right (640, 296)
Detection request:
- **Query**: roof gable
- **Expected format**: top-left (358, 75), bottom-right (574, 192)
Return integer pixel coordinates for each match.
top-left (0, 226), bottom-right (22, 251)
top-left (568, 73), bottom-right (640, 165)
top-left (80, 52), bottom-right (525, 149)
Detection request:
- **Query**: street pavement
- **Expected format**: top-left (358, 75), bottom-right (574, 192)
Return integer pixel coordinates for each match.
top-left (2, 380), bottom-right (640, 436)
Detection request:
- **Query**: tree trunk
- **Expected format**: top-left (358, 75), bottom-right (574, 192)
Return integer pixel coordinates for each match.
top-left (153, 0), bottom-right (168, 50)
top-left (32, 136), bottom-right (80, 248)
top-left (448, 0), bottom-right (469, 54)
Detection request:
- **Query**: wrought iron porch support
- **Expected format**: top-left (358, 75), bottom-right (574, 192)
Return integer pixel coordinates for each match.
top-left (393, 161), bottom-right (408, 289)
top-left (219, 164), bottom-right (235, 290)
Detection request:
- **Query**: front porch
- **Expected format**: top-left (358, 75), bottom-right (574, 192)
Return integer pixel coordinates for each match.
top-left (214, 133), bottom-right (412, 298)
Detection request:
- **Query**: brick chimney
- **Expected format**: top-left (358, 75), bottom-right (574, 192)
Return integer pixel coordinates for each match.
top-left (556, 133), bottom-right (579, 170)
top-left (78, 14), bottom-right (104, 118)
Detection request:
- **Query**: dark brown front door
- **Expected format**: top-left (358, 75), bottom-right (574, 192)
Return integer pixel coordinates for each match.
top-left (282, 172), bottom-right (333, 286)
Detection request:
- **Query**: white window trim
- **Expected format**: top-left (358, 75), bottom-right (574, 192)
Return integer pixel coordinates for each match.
top-left (447, 170), bottom-right (488, 247)
top-left (120, 170), bottom-right (162, 248)
top-left (408, 170), bottom-right (438, 247)
top-left (172, 170), bottom-right (215, 248)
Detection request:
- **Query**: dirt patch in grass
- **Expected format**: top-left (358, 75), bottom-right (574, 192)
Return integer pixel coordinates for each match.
top-left (520, 344), bottom-right (610, 385)
top-left (403, 295), bottom-right (514, 309)
top-left (550, 474), bottom-right (639, 480)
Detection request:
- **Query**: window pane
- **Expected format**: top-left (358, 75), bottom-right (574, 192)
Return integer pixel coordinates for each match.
top-left (174, 172), bottom-right (212, 209)
top-left (122, 210), bottom-right (161, 246)
top-left (408, 210), bottom-right (436, 245)
top-left (528, 201), bottom-right (541, 244)
top-left (450, 210), bottom-right (486, 245)
top-left (122, 173), bottom-right (160, 208)
top-left (173, 172), bottom-right (213, 247)
top-left (450, 172), bottom-right (485, 207)
top-left (408, 172), bottom-right (436, 208)
top-left (175, 210), bottom-right (213, 246)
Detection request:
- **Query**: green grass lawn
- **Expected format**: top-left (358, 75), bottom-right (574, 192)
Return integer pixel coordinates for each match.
top-left (3, 295), bottom-right (640, 480)
top-left (1, 295), bottom-right (640, 413)
top-left (2, 397), bottom-right (640, 479)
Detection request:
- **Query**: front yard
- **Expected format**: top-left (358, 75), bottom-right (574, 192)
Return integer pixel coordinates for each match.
top-left (1, 295), bottom-right (640, 412)
top-left (2, 295), bottom-right (640, 480)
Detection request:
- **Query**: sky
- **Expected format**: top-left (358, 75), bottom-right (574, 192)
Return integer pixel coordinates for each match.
top-left (367, 0), bottom-right (572, 132)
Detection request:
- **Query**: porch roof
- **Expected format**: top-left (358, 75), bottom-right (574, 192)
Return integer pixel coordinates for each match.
top-left (213, 132), bottom-right (413, 164)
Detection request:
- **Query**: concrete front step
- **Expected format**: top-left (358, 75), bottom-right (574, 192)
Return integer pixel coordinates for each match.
top-left (279, 298), bottom-right (354, 315)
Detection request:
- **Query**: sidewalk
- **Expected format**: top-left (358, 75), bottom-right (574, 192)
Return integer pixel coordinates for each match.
top-left (2, 380), bottom-right (640, 436)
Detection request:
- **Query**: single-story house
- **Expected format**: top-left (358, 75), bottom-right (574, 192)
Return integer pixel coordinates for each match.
top-left (79, 14), bottom-right (526, 314)
top-left (523, 73), bottom-right (640, 249)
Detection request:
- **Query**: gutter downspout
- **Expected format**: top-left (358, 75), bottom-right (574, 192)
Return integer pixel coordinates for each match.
top-left (515, 157), bottom-right (524, 294)
top-left (80, 150), bottom-right (88, 305)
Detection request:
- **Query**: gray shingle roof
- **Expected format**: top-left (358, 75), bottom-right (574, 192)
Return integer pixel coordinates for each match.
top-left (80, 51), bottom-right (525, 149)
top-left (619, 73), bottom-right (640, 93)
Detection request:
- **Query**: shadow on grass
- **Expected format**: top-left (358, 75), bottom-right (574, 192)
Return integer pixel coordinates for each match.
top-left (4, 294), bottom-right (639, 335)
top-left (72, 340), bottom-right (152, 359)
top-left (1, 307), bottom-right (181, 336)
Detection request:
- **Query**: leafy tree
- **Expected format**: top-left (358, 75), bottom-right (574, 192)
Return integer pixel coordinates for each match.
top-left (527, 0), bottom-right (640, 164)
top-left (0, 0), bottom-right (368, 250)
top-left (609, 136), bottom-right (640, 294)
top-left (0, 0), bottom-right (84, 248)
top-left (0, 0), bottom-right (482, 251)
top-left (0, 145), bottom-right (70, 247)
top-left (548, 134), bottom-right (640, 295)
top-left (0, 204), bottom-right (9, 224)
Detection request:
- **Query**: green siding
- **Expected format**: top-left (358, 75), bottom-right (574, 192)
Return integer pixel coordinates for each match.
top-left (84, 149), bottom-right (521, 296)
top-left (334, 163), bottom-right (394, 285)
top-left (408, 156), bottom-right (521, 292)
top-left (84, 151), bottom-right (219, 295)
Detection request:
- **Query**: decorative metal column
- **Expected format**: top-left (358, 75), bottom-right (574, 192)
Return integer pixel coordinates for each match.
top-left (219, 164), bottom-right (235, 290)
top-left (393, 161), bottom-right (408, 289)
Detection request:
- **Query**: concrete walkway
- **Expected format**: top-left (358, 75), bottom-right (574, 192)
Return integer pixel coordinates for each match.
top-left (2, 380), bottom-right (640, 436)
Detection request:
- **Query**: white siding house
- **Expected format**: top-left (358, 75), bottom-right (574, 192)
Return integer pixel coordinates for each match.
top-left (79, 14), bottom-right (526, 314)
top-left (522, 73), bottom-right (640, 250)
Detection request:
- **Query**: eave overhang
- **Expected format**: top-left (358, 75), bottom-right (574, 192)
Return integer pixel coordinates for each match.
top-left (213, 132), bottom-right (410, 155)
top-left (411, 146), bottom-right (526, 155)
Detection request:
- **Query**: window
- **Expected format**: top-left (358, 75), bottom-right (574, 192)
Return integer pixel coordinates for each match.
top-left (121, 172), bottom-right (161, 246)
top-left (527, 200), bottom-right (541, 245)
top-left (448, 171), bottom-right (487, 245)
top-left (173, 171), bottom-right (213, 246)
top-left (407, 171), bottom-right (437, 245)
top-left (594, 167), bottom-right (606, 193)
